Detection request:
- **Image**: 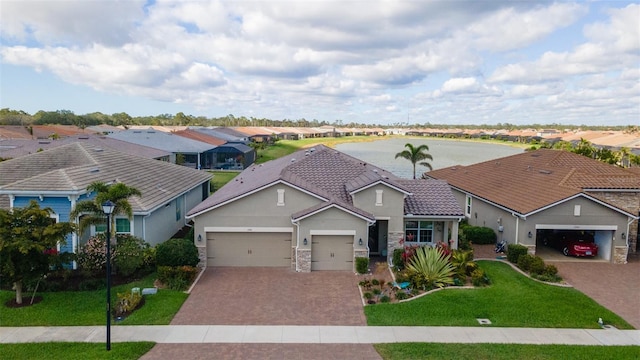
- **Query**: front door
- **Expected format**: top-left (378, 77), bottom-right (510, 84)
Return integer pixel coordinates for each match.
top-left (368, 220), bottom-right (388, 256)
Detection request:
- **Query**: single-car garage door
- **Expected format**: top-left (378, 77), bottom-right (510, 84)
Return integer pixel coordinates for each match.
top-left (206, 232), bottom-right (291, 267)
top-left (311, 235), bottom-right (353, 271)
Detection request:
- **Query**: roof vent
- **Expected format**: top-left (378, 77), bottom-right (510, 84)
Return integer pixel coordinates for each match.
top-left (539, 170), bottom-right (552, 174)
top-left (90, 168), bottom-right (99, 173)
top-left (310, 148), bottom-right (316, 152)
top-left (93, 148), bottom-right (104, 152)
top-left (291, 158), bottom-right (296, 162)
top-left (373, 169), bottom-right (378, 173)
top-left (133, 130), bottom-right (142, 133)
top-left (78, 136), bottom-right (89, 139)
top-left (38, 141), bottom-right (50, 144)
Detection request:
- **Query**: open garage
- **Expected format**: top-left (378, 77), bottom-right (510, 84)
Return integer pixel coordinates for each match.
top-left (535, 226), bottom-right (614, 262)
top-left (206, 232), bottom-right (292, 267)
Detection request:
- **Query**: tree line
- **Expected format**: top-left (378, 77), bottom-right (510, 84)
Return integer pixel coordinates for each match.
top-left (1, 107), bottom-right (637, 132)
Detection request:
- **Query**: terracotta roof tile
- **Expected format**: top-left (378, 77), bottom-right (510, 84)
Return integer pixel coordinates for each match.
top-left (427, 149), bottom-right (640, 215)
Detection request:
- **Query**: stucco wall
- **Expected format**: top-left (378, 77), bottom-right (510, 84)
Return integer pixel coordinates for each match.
top-left (351, 184), bottom-right (405, 233)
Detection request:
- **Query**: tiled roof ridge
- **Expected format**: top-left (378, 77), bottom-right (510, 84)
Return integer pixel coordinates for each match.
top-left (558, 167), bottom-right (577, 189)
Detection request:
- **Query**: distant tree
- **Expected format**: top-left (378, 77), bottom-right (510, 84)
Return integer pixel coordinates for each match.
top-left (395, 143), bottom-right (434, 179)
top-left (0, 201), bottom-right (75, 304)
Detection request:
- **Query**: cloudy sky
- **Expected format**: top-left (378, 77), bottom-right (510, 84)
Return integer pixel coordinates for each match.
top-left (1, 1), bottom-right (638, 126)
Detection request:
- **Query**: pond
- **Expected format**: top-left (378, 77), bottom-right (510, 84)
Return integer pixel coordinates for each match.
top-left (335, 137), bottom-right (524, 179)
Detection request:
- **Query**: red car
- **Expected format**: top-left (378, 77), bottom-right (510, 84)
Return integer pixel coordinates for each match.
top-left (543, 230), bottom-right (598, 257)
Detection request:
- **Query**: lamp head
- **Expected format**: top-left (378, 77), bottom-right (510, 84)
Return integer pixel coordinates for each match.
top-left (102, 200), bottom-right (115, 215)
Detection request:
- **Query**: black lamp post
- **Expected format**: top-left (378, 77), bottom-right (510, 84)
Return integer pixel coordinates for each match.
top-left (102, 200), bottom-right (115, 351)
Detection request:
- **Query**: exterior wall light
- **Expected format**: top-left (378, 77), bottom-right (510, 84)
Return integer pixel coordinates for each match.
top-left (197, 234), bottom-right (202, 242)
top-left (528, 231), bottom-right (532, 238)
top-left (303, 238), bottom-right (307, 246)
top-left (358, 238), bottom-right (363, 246)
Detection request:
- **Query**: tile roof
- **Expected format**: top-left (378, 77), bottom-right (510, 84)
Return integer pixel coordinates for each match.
top-left (426, 149), bottom-right (640, 215)
top-left (108, 129), bottom-right (216, 153)
top-left (0, 136), bottom-right (171, 160)
top-left (0, 142), bottom-right (211, 213)
top-left (399, 179), bottom-right (464, 217)
top-left (172, 129), bottom-right (226, 146)
top-left (187, 145), bottom-right (463, 220)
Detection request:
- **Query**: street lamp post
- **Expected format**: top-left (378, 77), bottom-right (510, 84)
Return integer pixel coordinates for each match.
top-left (102, 200), bottom-right (115, 351)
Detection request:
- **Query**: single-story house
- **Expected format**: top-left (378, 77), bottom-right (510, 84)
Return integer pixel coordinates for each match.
top-left (108, 128), bottom-right (217, 169)
top-left (186, 145), bottom-right (464, 271)
top-left (0, 142), bottom-right (212, 264)
top-left (210, 143), bottom-right (256, 170)
top-left (426, 149), bottom-right (640, 264)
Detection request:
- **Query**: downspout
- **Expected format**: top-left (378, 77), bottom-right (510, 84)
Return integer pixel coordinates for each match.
top-left (511, 212), bottom-right (525, 245)
top-left (291, 219), bottom-right (300, 272)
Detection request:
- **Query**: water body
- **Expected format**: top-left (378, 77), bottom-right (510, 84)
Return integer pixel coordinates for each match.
top-left (335, 138), bottom-right (524, 179)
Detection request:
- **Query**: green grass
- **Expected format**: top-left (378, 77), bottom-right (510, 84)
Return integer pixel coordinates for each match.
top-left (0, 342), bottom-right (155, 360)
top-left (257, 136), bottom-right (383, 163)
top-left (365, 261), bottom-right (633, 329)
top-left (209, 170), bottom-right (240, 192)
top-left (374, 343), bottom-right (640, 360)
top-left (0, 273), bottom-right (188, 326)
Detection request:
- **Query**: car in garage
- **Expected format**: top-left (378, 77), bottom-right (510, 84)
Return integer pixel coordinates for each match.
top-left (542, 230), bottom-right (598, 257)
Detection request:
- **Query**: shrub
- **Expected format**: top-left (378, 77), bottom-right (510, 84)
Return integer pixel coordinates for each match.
top-left (355, 257), bottom-right (369, 274)
top-left (451, 249), bottom-right (476, 278)
top-left (544, 264), bottom-right (558, 276)
top-left (114, 290), bottom-right (143, 318)
top-left (395, 291), bottom-right (409, 300)
top-left (156, 238), bottom-right (199, 267)
top-left (363, 292), bottom-right (373, 300)
top-left (114, 234), bottom-right (149, 277)
top-left (372, 288), bottom-right (381, 296)
top-left (392, 248), bottom-right (404, 270)
top-left (471, 268), bottom-right (490, 287)
top-left (379, 295), bottom-right (391, 303)
top-left (157, 265), bottom-right (198, 290)
top-left (463, 226), bottom-right (497, 245)
top-left (78, 278), bottom-right (104, 291)
top-left (359, 279), bottom-right (372, 289)
top-left (406, 246), bottom-right (455, 290)
top-left (507, 244), bottom-right (528, 263)
top-left (529, 256), bottom-right (546, 275)
top-left (77, 234), bottom-right (115, 275)
top-left (371, 278), bottom-right (380, 286)
top-left (517, 254), bottom-right (534, 272)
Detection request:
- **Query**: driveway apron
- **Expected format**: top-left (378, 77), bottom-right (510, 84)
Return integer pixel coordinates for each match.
top-left (170, 267), bottom-right (367, 326)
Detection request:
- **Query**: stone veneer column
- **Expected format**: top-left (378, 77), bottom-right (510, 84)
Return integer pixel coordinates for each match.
top-left (387, 231), bottom-right (404, 266)
top-left (614, 246), bottom-right (628, 264)
top-left (296, 248), bottom-right (311, 272)
top-left (197, 246), bottom-right (207, 267)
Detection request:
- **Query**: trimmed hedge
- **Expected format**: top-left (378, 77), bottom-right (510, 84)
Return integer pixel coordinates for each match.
top-left (461, 226), bottom-right (497, 245)
top-left (355, 257), bottom-right (369, 274)
top-left (156, 238), bottom-right (199, 267)
top-left (507, 244), bottom-right (528, 263)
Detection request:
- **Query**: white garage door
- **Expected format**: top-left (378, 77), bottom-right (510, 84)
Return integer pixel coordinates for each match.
top-left (311, 235), bottom-right (353, 271)
top-left (206, 232), bottom-right (291, 267)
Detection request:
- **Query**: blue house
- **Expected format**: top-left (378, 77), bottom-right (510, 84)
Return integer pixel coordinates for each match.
top-left (0, 142), bottom-right (212, 266)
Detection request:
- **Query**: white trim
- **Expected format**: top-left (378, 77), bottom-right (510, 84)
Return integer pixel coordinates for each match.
top-left (187, 180), bottom-right (328, 219)
top-left (204, 226), bottom-right (294, 233)
top-left (375, 216), bottom-right (391, 220)
top-left (535, 224), bottom-right (618, 231)
top-left (375, 189), bottom-right (383, 206)
top-left (310, 229), bottom-right (357, 236)
top-left (349, 180), bottom-right (412, 196)
top-left (292, 203), bottom-right (375, 223)
top-left (277, 188), bottom-right (285, 206)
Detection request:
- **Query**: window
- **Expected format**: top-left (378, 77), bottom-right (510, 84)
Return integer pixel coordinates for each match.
top-left (115, 218), bottom-right (131, 233)
top-left (405, 220), bottom-right (433, 243)
top-left (95, 223), bottom-right (107, 233)
top-left (465, 195), bottom-right (472, 217)
top-left (375, 190), bottom-right (383, 206)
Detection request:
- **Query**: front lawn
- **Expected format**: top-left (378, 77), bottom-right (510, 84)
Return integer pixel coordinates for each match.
top-left (365, 261), bottom-right (633, 329)
top-left (209, 170), bottom-right (240, 192)
top-left (0, 272), bottom-right (188, 326)
top-left (0, 342), bottom-right (155, 360)
top-left (374, 343), bottom-right (640, 360)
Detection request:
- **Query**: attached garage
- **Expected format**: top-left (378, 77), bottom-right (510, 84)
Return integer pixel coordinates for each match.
top-left (206, 232), bottom-right (292, 267)
top-left (311, 235), bottom-right (354, 271)
top-left (535, 225), bottom-right (615, 261)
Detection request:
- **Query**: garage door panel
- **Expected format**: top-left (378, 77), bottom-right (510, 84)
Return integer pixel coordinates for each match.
top-left (311, 235), bottom-right (353, 271)
top-left (207, 232), bottom-right (291, 267)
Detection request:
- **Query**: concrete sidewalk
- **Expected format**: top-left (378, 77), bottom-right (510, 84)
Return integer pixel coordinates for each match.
top-left (1, 325), bottom-right (638, 346)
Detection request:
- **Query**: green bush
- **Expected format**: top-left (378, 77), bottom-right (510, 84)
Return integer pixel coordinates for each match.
top-left (157, 265), bottom-right (198, 290)
top-left (114, 234), bottom-right (149, 277)
top-left (544, 264), bottom-right (558, 276)
top-left (392, 248), bottom-right (404, 270)
top-left (517, 254), bottom-right (534, 272)
top-left (371, 278), bottom-right (380, 286)
top-left (355, 257), bottom-right (369, 274)
top-left (380, 295), bottom-right (391, 303)
top-left (114, 290), bottom-right (143, 318)
top-left (406, 246), bottom-right (455, 290)
top-left (507, 244), bottom-right (528, 263)
top-left (471, 268), bottom-right (490, 287)
top-left (156, 238), bottom-right (199, 267)
top-left (363, 292), bottom-right (373, 300)
top-left (529, 256), bottom-right (546, 275)
top-left (395, 291), bottom-right (409, 300)
top-left (463, 226), bottom-right (497, 245)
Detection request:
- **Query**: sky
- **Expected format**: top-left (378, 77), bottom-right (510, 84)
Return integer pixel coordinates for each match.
top-left (1, 1), bottom-right (639, 126)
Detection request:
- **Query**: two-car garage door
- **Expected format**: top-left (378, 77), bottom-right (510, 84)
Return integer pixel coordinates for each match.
top-left (206, 232), bottom-right (291, 267)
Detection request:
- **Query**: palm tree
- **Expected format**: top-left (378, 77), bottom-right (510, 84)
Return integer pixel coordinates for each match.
top-left (70, 181), bottom-right (142, 239)
top-left (395, 143), bottom-right (434, 179)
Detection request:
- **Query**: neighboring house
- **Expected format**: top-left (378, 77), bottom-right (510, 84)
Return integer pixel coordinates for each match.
top-left (426, 149), bottom-right (640, 264)
top-left (0, 135), bottom-right (171, 162)
top-left (186, 145), bottom-right (463, 272)
top-left (191, 127), bottom-right (250, 144)
top-left (108, 128), bottom-right (217, 169)
top-left (210, 143), bottom-right (256, 170)
top-left (0, 142), bottom-right (212, 264)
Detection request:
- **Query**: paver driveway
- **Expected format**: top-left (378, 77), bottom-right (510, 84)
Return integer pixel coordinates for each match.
top-left (170, 267), bottom-right (367, 326)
